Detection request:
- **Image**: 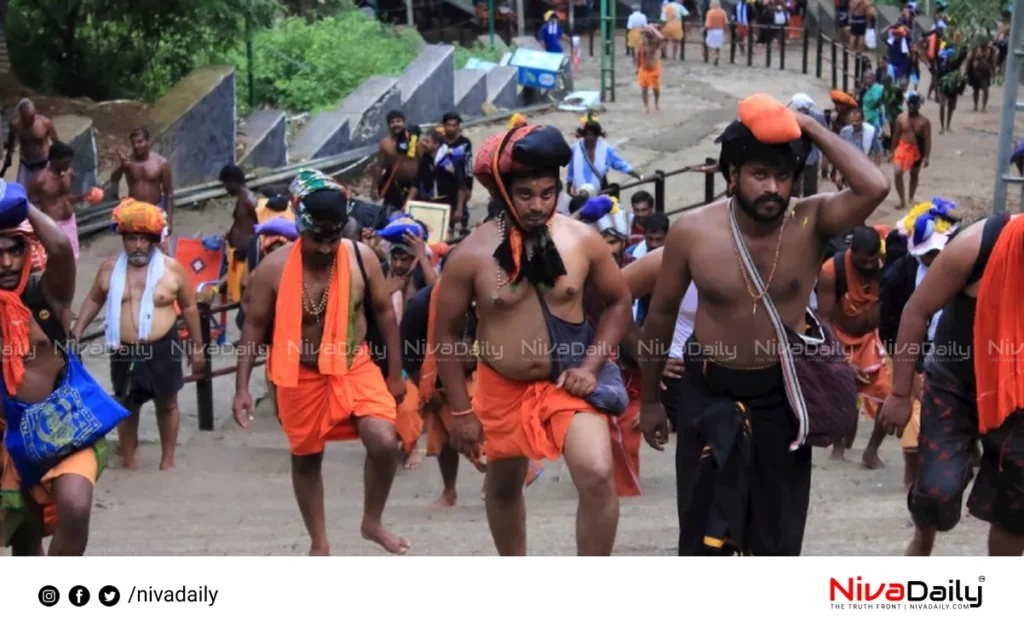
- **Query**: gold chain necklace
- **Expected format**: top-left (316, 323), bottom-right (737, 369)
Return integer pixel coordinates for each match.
top-left (493, 215), bottom-right (511, 301)
top-left (730, 198), bottom-right (790, 315)
top-left (302, 256), bottom-right (336, 321)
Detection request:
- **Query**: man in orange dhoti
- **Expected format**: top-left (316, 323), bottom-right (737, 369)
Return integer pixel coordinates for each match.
top-left (232, 170), bottom-right (409, 555)
top-left (817, 226), bottom-right (890, 467)
top-left (435, 125), bottom-right (633, 555)
top-left (637, 26), bottom-right (664, 114)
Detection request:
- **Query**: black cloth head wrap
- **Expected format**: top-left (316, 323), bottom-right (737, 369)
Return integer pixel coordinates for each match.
top-left (715, 120), bottom-right (812, 184)
top-left (297, 189), bottom-right (349, 233)
top-left (493, 125), bottom-right (572, 289)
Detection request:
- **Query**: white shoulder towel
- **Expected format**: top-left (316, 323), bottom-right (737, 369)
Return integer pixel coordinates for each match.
top-left (105, 252), bottom-right (166, 349)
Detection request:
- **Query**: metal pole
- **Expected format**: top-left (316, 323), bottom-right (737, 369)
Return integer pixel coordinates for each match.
top-left (569, 0), bottom-right (575, 35)
top-left (516, 0), bottom-right (525, 38)
top-left (704, 158), bottom-right (716, 203)
top-left (600, 0), bottom-right (608, 101)
top-left (488, 0), bottom-right (495, 50)
top-left (196, 303), bottom-right (215, 432)
top-left (374, 0), bottom-right (380, 20)
top-left (245, 15), bottom-right (255, 110)
top-left (610, 0), bottom-right (616, 102)
top-left (993, 1), bottom-right (1024, 215)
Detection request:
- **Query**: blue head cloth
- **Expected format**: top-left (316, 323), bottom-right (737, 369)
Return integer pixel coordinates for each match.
top-left (376, 213), bottom-right (427, 244)
top-left (256, 216), bottom-right (299, 241)
top-left (578, 195), bottom-right (615, 223)
top-left (0, 179), bottom-right (29, 231)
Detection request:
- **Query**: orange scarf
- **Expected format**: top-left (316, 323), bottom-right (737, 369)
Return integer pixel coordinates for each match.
top-left (268, 239), bottom-right (352, 388)
top-left (974, 216), bottom-right (1024, 434)
top-left (0, 256), bottom-right (33, 395)
top-left (418, 282), bottom-right (443, 404)
top-left (839, 248), bottom-right (880, 314)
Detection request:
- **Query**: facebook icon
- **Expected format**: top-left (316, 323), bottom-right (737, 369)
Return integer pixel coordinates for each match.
top-left (69, 585), bottom-right (91, 607)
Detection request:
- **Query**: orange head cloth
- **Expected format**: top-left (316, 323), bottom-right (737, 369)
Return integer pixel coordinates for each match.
top-left (418, 282), bottom-right (443, 403)
top-left (738, 93), bottom-right (803, 144)
top-left (268, 239), bottom-right (352, 388)
top-left (473, 125), bottom-right (571, 289)
top-left (0, 221), bottom-right (40, 395)
top-left (830, 89), bottom-right (859, 108)
top-left (973, 215), bottom-right (1024, 434)
top-left (111, 198), bottom-right (166, 236)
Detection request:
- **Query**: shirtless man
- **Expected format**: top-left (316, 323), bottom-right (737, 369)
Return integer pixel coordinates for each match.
top-left (219, 164), bottom-right (258, 303)
top-left (26, 142), bottom-right (85, 261)
top-left (435, 125), bottom-right (633, 556)
top-left (4, 99), bottom-right (60, 189)
top-left (111, 128), bottom-right (174, 237)
top-left (233, 170), bottom-right (409, 556)
top-left (848, 0), bottom-right (873, 54)
top-left (637, 26), bottom-right (664, 114)
top-left (639, 97), bottom-right (890, 555)
top-left (371, 111), bottom-right (420, 211)
top-left (0, 192), bottom-right (101, 556)
top-left (892, 93), bottom-right (931, 209)
top-left (73, 199), bottom-right (204, 471)
top-left (880, 212), bottom-right (1024, 557)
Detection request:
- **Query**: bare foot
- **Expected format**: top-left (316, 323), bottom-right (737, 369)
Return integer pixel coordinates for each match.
top-left (480, 484), bottom-right (487, 501)
top-left (159, 459), bottom-right (176, 471)
top-left (644, 106), bottom-right (650, 114)
top-left (361, 521), bottom-right (410, 555)
top-left (939, 128), bottom-right (945, 135)
top-left (861, 451), bottom-right (885, 470)
top-left (830, 447), bottom-right (847, 461)
top-left (122, 456), bottom-right (138, 471)
top-left (655, 103), bottom-right (660, 112)
top-left (403, 448), bottom-right (425, 470)
top-left (896, 202), bottom-right (906, 210)
top-left (433, 489), bottom-right (458, 507)
top-left (308, 547), bottom-right (330, 556)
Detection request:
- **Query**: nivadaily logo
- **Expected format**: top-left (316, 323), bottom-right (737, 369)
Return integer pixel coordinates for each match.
top-left (829, 576), bottom-right (985, 610)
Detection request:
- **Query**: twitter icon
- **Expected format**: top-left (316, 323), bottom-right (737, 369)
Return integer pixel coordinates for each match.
top-left (99, 585), bottom-right (120, 607)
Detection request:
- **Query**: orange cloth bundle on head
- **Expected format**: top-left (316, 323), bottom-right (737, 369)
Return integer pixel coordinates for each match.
top-left (973, 215), bottom-right (1024, 434)
top-left (111, 198), bottom-right (166, 235)
top-left (737, 93), bottom-right (803, 144)
top-left (830, 89), bottom-right (859, 108)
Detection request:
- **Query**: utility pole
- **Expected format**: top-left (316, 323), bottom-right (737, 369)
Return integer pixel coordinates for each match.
top-left (406, 0), bottom-right (413, 25)
top-left (993, 0), bottom-right (1024, 214)
top-left (599, 0), bottom-right (615, 102)
top-left (517, 0), bottom-right (525, 39)
top-left (489, 0), bottom-right (496, 50)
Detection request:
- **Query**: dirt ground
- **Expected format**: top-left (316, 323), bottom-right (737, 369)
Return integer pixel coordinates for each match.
top-left (5, 34), bottom-right (1013, 556)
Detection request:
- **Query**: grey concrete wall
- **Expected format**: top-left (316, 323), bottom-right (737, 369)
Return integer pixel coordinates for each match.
top-left (237, 109), bottom-right (287, 171)
top-left (485, 66), bottom-right (519, 111)
top-left (54, 115), bottom-right (97, 195)
top-left (454, 69), bottom-right (487, 118)
top-left (396, 44), bottom-right (455, 127)
top-left (150, 66), bottom-right (236, 188)
top-left (291, 112), bottom-right (351, 162)
top-left (338, 76), bottom-right (401, 147)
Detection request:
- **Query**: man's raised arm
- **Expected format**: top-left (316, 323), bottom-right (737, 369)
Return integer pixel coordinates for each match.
top-left (796, 112), bottom-right (891, 237)
top-left (28, 203), bottom-right (76, 305)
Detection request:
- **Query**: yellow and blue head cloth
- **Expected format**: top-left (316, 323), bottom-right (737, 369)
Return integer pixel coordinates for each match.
top-left (377, 213), bottom-right (428, 245)
top-left (898, 196), bottom-right (961, 256)
top-left (579, 195), bottom-right (629, 239)
top-left (288, 168), bottom-right (350, 234)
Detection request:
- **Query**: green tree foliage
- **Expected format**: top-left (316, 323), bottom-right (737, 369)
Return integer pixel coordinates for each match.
top-left (208, 12), bottom-right (423, 114)
top-left (6, 0), bottom-right (279, 101)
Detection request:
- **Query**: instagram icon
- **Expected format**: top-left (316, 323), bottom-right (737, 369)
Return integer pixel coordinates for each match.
top-left (38, 585), bottom-right (60, 607)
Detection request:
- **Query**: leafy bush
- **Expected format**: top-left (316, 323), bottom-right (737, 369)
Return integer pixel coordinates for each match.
top-left (453, 42), bottom-right (506, 69)
top-left (210, 12), bottom-right (423, 114)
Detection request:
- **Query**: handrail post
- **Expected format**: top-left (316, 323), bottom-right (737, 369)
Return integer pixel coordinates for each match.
top-left (730, 22), bottom-right (737, 65)
top-left (654, 169), bottom-right (666, 214)
top-left (816, 31), bottom-right (823, 78)
top-left (747, 25), bottom-right (753, 67)
top-left (831, 40), bottom-right (837, 88)
top-left (704, 158), bottom-right (716, 204)
top-left (589, 28), bottom-right (595, 57)
top-left (802, 26), bottom-right (809, 75)
top-left (779, 26), bottom-right (785, 70)
top-left (766, 30), bottom-right (772, 68)
top-left (842, 48), bottom-right (849, 93)
top-left (196, 302), bottom-right (215, 432)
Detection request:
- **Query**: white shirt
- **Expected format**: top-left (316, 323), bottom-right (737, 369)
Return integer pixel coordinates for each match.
top-left (669, 283), bottom-right (699, 359)
top-left (915, 258), bottom-right (942, 341)
top-left (627, 11), bottom-right (648, 29)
